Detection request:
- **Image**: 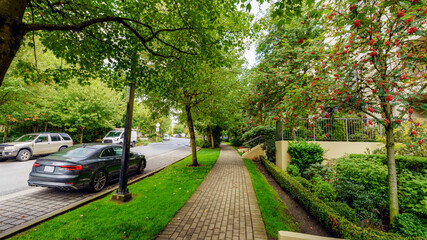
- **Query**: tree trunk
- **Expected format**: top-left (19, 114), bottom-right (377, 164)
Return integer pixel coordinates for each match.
top-left (384, 102), bottom-right (399, 223)
top-left (80, 127), bottom-right (84, 144)
top-left (186, 106), bottom-right (198, 166)
top-left (44, 120), bottom-right (48, 132)
top-left (209, 126), bottom-right (214, 148)
top-left (0, 0), bottom-right (28, 87)
top-left (3, 117), bottom-right (9, 143)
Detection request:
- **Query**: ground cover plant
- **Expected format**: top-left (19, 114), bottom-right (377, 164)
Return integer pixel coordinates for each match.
top-left (243, 158), bottom-right (298, 239)
top-left (11, 149), bottom-right (220, 240)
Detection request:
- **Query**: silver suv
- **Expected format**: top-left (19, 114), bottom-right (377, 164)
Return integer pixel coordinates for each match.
top-left (0, 133), bottom-right (73, 161)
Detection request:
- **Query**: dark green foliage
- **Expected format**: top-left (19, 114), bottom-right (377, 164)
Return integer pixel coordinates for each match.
top-left (287, 141), bottom-right (324, 172)
top-left (335, 155), bottom-right (388, 194)
top-left (242, 125), bottom-right (275, 147)
top-left (327, 202), bottom-right (359, 225)
top-left (348, 154), bottom-right (427, 174)
top-left (391, 213), bottom-right (427, 238)
top-left (262, 138), bottom-right (276, 163)
top-left (231, 137), bottom-right (244, 147)
top-left (303, 163), bottom-right (334, 181)
top-left (337, 155), bottom-right (427, 219)
top-left (294, 176), bottom-right (313, 190)
top-left (242, 125), bottom-right (276, 162)
top-left (196, 138), bottom-right (211, 148)
top-left (313, 181), bottom-right (337, 203)
top-left (261, 158), bottom-right (416, 240)
top-left (287, 164), bottom-right (300, 177)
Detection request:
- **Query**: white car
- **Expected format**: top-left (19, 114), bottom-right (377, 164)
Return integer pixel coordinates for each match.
top-left (0, 133), bottom-right (73, 161)
top-left (164, 134), bottom-right (170, 141)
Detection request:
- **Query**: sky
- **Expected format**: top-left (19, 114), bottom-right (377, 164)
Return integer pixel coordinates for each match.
top-left (243, 0), bottom-right (270, 68)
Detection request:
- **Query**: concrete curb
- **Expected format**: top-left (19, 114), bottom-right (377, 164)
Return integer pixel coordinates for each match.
top-left (0, 151), bottom-right (194, 239)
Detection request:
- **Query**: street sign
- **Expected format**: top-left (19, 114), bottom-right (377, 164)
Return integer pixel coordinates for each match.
top-left (156, 127), bottom-right (159, 132)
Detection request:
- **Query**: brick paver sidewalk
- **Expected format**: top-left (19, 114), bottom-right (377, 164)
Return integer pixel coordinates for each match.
top-left (157, 144), bottom-right (267, 240)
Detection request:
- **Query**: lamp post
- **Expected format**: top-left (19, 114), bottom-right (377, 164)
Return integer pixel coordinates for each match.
top-left (112, 82), bottom-right (135, 203)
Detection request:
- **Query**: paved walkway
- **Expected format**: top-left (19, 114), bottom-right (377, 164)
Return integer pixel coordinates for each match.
top-left (157, 144), bottom-right (267, 240)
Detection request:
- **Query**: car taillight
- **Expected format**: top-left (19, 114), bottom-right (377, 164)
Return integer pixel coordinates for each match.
top-left (60, 165), bottom-right (82, 170)
top-left (33, 163), bottom-right (40, 167)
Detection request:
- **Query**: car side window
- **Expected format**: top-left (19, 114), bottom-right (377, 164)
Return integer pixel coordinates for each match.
top-left (100, 148), bottom-right (115, 158)
top-left (37, 135), bottom-right (49, 143)
top-left (59, 133), bottom-right (72, 141)
top-left (112, 147), bottom-right (123, 157)
top-left (50, 134), bottom-right (61, 142)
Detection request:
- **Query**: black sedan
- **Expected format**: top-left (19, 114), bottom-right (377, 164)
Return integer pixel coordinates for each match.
top-left (28, 144), bottom-right (146, 192)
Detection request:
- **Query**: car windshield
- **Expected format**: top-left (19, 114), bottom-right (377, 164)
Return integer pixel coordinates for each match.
top-left (105, 131), bottom-right (122, 137)
top-left (51, 147), bottom-right (97, 158)
top-left (14, 134), bottom-right (38, 142)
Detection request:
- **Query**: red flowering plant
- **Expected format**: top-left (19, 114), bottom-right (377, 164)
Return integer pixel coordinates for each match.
top-left (245, 12), bottom-right (331, 137)
top-left (320, 0), bottom-right (427, 222)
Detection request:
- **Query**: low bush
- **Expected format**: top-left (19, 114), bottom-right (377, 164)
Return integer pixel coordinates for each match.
top-left (327, 202), bottom-right (359, 224)
top-left (230, 137), bottom-right (244, 147)
top-left (303, 163), bottom-right (334, 181)
top-left (348, 154), bottom-right (427, 174)
top-left (286, 164), bottom-right (300, 177)
top-left (261, 158), bottom-right (414, 240)
top-left (294, 176), bottom-right (313, 191)
top-left (195, 138), bottom-right (211, 148)
top-left (313, 181), bottom-right (337, 203)
top-left (288, 141), bottom-right (324, 172)
top-left (262, 138), bottom-right (276, 163)
top-left (391, 213), bottom-right (427, 238)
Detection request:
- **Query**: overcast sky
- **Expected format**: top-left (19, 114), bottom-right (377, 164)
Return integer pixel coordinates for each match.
top-left (243, 0), bottom-right (270, 68)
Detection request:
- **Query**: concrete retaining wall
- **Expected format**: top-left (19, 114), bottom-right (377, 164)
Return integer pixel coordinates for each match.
top-left (275, 140), bottom-right (384, 171)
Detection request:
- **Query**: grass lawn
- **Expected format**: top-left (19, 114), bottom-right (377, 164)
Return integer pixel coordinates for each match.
top-left (11, 149), bottom-right (220, 240)
top-left (244, 158), bottom-right (299, 239)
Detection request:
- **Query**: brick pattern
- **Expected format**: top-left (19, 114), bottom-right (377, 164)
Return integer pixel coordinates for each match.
top-left (157, 145), bottom-right (267, 240)
top-left (0, 146), bottom-right (192, 235)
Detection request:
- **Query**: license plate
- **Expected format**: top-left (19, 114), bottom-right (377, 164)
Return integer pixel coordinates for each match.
top-left (44, 166), bottom-right (55, 172)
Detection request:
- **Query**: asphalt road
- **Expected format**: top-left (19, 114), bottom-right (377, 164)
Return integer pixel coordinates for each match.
top-left (0, 137), bottom-right (190, 197)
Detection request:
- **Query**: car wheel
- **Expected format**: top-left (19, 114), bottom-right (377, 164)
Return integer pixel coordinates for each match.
top-left (137, 159), bottom-right (146, 174)
top-left (90, 170), bottom-right (107, 192)
top-left (58, 146), bottom-right (67, 152)
top-left (16, 149), bottom-right (31, 161)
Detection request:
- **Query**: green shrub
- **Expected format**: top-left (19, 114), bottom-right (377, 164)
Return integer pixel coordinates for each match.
top-left (327, 202), bottom-right (359, 224)
top-left (294, 176), bottom-right (313, 191)
top-left (391, 213), bottom-right (427, 238)
top-left (261, 158), bottom-right (409, 240)
top-left (335, 155), bottom-right (388, 194)
top-left (287, 164), bottom-right (300, 177)
top-left (242, 125), bottom-right (275, 147)
top-left (287, 141), bottom-right (324, 172)
top-left (262, 138), bottom-right (276, 163)
top-left (313, 181), bottom-right (337, 202)
top-left (397, 169), bottom-right (427, 217)
top-left (231, 137), bottom-right (244, 147)
top-left (348, 154), bottom-right (427, 174)
top-left (303, 163), bottom-right (334, 181)
top-left (195, 138), bottom-right (211, 148)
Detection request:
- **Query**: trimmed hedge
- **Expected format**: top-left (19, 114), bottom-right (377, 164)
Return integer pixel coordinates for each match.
top-left (261, 158), bottom-right (425, 240)
top-left (348, 154), bottom-right (427, 173)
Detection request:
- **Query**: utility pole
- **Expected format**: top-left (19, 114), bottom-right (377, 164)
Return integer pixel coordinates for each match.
top-left (112, 82), bottom-right (135, 203)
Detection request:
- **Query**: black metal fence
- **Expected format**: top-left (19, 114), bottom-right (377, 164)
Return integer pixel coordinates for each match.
top-left (276, 118), bottom-right (383, 142)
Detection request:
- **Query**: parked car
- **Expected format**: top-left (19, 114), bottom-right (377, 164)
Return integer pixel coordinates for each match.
top-left (0, 133), bottom-right (73, 161)
top-left (28, 144), bottom-right (146, 192)
top-left (102, 129), bottom-right (137, 147)
top-left (163, 134), bottom-right (170, 141)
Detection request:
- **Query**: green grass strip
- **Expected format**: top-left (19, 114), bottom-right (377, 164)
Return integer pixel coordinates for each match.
top-left (243, 158), bottom-right (299, 239)
top-left (11, 149), bottom-right (220, 240)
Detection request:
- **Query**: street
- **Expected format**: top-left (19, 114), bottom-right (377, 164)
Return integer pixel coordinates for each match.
top-left (0, 137), bottom-right (190, 197)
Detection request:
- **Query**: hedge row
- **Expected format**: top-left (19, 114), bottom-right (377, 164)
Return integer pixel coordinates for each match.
top-left (348, 154), bottom-right (427, 173)
top-left (261, 158), bottom-right (424, 240)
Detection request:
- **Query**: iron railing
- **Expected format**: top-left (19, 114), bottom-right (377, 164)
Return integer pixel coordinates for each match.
top-left (243, 135), bottom-right (265, 150)
top-left (276, 118), bottom-right (383, 142)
